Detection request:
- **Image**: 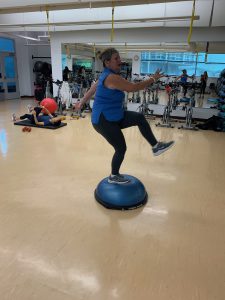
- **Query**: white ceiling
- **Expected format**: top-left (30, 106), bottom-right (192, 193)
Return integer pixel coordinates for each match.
top-left (0, 0), bottom-right (192, 11)
top-left (1, 0), bottom-right (224, 31)
top-left (0, 0), bottom-right (225, 53)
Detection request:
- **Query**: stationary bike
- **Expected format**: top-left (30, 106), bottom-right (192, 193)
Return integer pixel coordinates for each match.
top-left (137, 89), bottom-right (154, 118)
top-left (53, 79), bottom-right (65, 115)
top-left (178, 84), bottom-right (198, 131)
top-left (155, 82), bottom-right (179, 128)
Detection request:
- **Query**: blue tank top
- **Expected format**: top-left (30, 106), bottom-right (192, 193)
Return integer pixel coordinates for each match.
top-left (180, 74), bottom-right (188, 83)
top-left (91, 68), bottom-right (125, 124)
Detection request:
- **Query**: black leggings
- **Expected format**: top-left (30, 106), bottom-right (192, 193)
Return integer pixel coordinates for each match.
top-left (200, 82), bottom-right (206, 96)
top-left (20, 114), bottom-right (35, 123)
top-left (182, 83), bottom-right (188, 97)
top-left (92, 111), bottom-right (158, 175)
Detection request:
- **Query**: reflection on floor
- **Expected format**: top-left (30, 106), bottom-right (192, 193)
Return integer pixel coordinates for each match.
top-left (0, 99), bottom-right (225, 300)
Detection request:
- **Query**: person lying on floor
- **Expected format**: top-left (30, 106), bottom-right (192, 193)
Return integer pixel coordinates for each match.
top-left (12, 106), bottom-right (66, 127)
top-left (12, 105), bottom-right (43, 124)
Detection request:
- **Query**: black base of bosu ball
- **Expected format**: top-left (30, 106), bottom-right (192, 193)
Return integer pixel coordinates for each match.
top-left (94, 175), bottom-right (148, 210)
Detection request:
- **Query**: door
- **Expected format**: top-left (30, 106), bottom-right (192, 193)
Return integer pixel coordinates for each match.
top-left (0, 52), bottom-right (20, 100)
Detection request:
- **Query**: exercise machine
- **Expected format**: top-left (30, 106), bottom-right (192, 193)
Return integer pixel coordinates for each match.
top-left (178, 84), bottom-right (198, 130)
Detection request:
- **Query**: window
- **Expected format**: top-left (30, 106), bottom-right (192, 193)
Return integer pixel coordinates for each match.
top-left (141, 51), bottom-right (225, 77)
top-left (0, 37), bottom-right (15, 52)
top-left (73, 59), bottom-right (93, 72)
top-left (196, 63), bottom-right (223, 77)
top-left (74, 59), bottom-right (92, 69)
top-left (205, 54), bottom-right (225, 63)
top-left (4, 56), bottom-right (16, 78)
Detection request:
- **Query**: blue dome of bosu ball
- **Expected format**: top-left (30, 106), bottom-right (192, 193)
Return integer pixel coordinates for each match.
top-left (95, 175), bottom-right (148, 210)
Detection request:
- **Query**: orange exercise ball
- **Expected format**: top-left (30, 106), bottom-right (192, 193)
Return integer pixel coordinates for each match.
top-left (40, 98), bottom-right (58, 114)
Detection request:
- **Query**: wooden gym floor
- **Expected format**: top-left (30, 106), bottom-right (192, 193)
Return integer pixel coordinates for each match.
top-left (0, 99), bottom-right (225, 300)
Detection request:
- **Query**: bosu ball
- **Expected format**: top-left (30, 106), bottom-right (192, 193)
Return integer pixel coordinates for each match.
top-left (95, 175), bottom-right (148, 210)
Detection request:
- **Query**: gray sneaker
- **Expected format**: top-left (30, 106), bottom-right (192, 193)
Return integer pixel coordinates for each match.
top-left (152, 141), bottom-right (175, 156)
top-left (108, 174), bottom-right (130, 184)
top-left (12, 113), bottom-right (17, 122)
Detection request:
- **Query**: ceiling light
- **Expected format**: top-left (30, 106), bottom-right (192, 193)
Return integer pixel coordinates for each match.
top-left (38, 35), bottom-right (50, 38)
top-left (14, 34), bottom-right (40, 41)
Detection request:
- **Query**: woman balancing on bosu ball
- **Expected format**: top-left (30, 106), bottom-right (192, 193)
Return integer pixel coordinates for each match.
top-left (74, 48), bottom-right (174, 184)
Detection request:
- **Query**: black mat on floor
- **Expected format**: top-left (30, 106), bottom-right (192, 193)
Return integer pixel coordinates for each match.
top-left (14, 119), bottom-right (67, 129)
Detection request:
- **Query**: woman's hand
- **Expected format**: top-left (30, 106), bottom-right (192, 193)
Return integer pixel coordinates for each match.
top-left (153, 68), bottom-right (165, 81)
top-left (73, 101), bottom-right (83, 111)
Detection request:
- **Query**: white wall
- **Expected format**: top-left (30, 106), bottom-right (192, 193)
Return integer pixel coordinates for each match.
top-left (14, 38), bottom-right (32, 96)
top-left (50, 38), bottom-right (62, 96)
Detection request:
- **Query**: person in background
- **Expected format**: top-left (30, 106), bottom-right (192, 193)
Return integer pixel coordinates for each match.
top-left (12, 105), bottom-right (43, 124)
top-left (78, 66), bottom-right (86, 77)
top-left (199, 71), bottom-right (208, 99)
top-left (176, 69), bottom-right (194, 97)
top-left (77, 66), bottom-right (87, 90)
top-left (32, 110), bottom-right (66, 127)
top-left (63, 66), bottom-right (72, 82)
top-left (12, 106), bottom-right (66, 127)
top-left (77, 66), bottom-right (90, 110)
top-left (74, 48), bottom-right (174, 184)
